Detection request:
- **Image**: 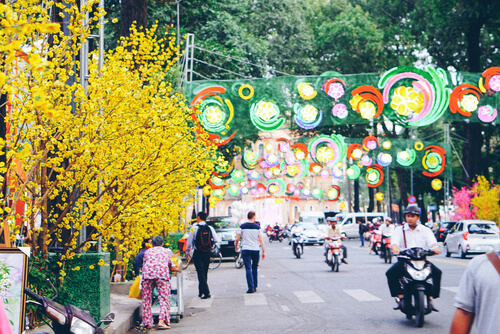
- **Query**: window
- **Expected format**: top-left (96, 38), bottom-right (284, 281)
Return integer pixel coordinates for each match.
top-left (293, 206), bottom-right (298, 221)
top-left (309, 205), bottom-right (313, 211)
top-left (258, 143), bottom-right (264, 157)
top-left (344, 218), bottom-right (353, 225)
top-left (228, 206), bottom-right (232, 216)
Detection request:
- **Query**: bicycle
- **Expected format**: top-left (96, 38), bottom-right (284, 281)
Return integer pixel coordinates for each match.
top-left (180, 246), bottom-right (222, 270)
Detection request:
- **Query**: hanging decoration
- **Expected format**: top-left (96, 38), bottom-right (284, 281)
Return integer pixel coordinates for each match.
top-left (312, 188), bottom-right (323, 199)
top-left (327, 185), bottom-right (341, 201)
top-left (431, 178), bottom-right (443, 191)
top-left (363, 136), bottom-right (379, 150)
top-left (294, 103), bottom-right (323, 129)
top-left (480, 67), bottom-right (500, 93)
top-left (230, 169), bottom-right (245, 183)
top-left (322, 78), bottom-right (346, 100)
top-left (266, 179), bottom-right (286, 196)
top-left (250, 100), bottom-right (285, 131)
top-left (449, 84), bottom-right (482, 117)
top-left (292, 143), bottom-right (309, 160)
top-left (242, 150), bottom-right (259, 169)
top-left (375, 192), bottom-right (385, 201)
top-left (277, 138), bottom-right (291, 152)
top-left (297, 82), bottom-right (318, 100)
top-left (366, 165), bottom-right (384, 188)
top-left (397, 148), bottom-right (417, 166)
top-left (349, 85), bottom-right (384, 120)
top-left (347, 143), bottom-right (364, 161)
top-left (308, 134), bottom-right (347, 166)
top-left (347, 164), bottom-right (361, 180)
top-left (422, 145), bottom-right (446, 177)
top-left (377, 152), bottom-right (392, 167)
top-left (477, 105), bottom-right (498, 123)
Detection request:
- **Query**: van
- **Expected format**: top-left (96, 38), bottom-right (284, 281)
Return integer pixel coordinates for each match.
top-left (338, 212), bottom-right (387, 238)
top-left (299, 211), bottom-right (326, 226)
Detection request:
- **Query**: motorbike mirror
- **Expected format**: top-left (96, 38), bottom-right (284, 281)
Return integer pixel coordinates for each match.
top-left (96, 312), bottom-right (115, 326)
top-left (46, 279), bottom-right (58, 301)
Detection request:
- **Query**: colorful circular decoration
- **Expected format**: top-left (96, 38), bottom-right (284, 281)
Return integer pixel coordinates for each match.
top-left (230, 169), bottom-right (245, 183)
top-left (192, 85), bottom-right (237, 146)
top-left (481, 67), bottom-right (500, 93)
top-left (414, 141), bottom-right (424, 151)
top-left (366, 165), bottom-right (384, 188)
top-left (238, 84), bottom-right (254, 100)
top-left (203, 185), bottom-right (211, 196)
top-left (377, 152), bottom-right (392, 167)
top-left (347, 143), bottom-right (364, 160)
top-left (332, 169), bottom-right (343, 179)
top-left (312, 188), bottom-right (323, 199)
top-left (209, 176), bottom-right (225, 189)
top-left (382, 140), bottom-right (392, 150)
top-left (327, 185), bottom-right (340, 201)
top-left (277, 138), bottom-right (291, 152)
top-left (297, 82), bottom-right (318, 100)
top-left (449, 84), bottom-right (482, 117)
top-left (308, 134), bottom-right (347, 167)
top-left (350, 85), bottom-right (384, 120)
top-left (302, 188), bottom-right (311, 197)
top-left (363, 136), bottom-right (379, 150)
top-left (346, 165), bottom-right (361, 180)
top-left (478, 105), bottom-right (497, 123)
top-left (309, 162), bottom-right (322, 174)
top-left (431, 178), bottom-right (442, 191)
top-left (265, 153), bottom-right (279, 167)
top-left (294, 104), bottom-right (323, 129)
top-left (422, 145), bottom-right (446, 177)
top-left (375, 192), bottom-right (384, 201)
top-left (379, 67), bottom-right (448, 127)
top-left (361, 154), bottom-right (372, 166)
top-left (397, 149), bottom-right (417, 167)
top-left (240, 187), bottom-right (249, 195)
top-left (212, 188), bottom-right (225, 198)
top-left (250, 100), bottom-right (285, 131)
top-left (266, 179), bottom-right (286, 196)
top-left (322, 78), bottom-right (346, 100)
top-left (229, 185), bottom-right (240, 196)
top-left (332, 103), bottom-right (348, 119)
top-left (292, 143), bottom-right (309, 160)
top-left (242, 150), bottom-right (258, 169)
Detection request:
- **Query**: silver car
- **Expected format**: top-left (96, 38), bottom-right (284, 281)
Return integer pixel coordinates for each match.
top-left (300, 224), bottom-right (325, 245)
top-left (444, 220), bottom-right (500, 258)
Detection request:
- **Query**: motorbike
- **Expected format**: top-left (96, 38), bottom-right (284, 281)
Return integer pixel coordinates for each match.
top-left (235, 250), bottom-right (244, 269)
top-left (24, 279), bottom-right (114, 334)
top-left (291, 232), bottom-right (304, 258)
top-left (371, 231), bottom-right (382, 255)
top-left (325, 236), bottom-right (344, 272)
top-left (268, 229), bottom-right (284, 243)
top-left (395, 247), bottom-right (437, 327)
top-left (381, 233), bottom-right (392, 263)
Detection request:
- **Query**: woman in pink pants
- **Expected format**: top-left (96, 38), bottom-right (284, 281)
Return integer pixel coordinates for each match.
top-left (141, 236), bottom-right (175, 330)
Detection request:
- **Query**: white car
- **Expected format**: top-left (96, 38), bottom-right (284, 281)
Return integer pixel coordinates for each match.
top-left (444, 220), bottom-right (500, 258)
top-left (299, 224), bottom-right (325, 245)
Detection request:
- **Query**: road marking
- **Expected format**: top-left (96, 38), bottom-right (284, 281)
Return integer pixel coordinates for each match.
top-left (188, 297), bottom-right (213, 308)
top-left (433, 258), bottom-right (468, 267)
top-left (244, 293), bottom-right (267, 306)
top-left (442, 286), bottom-right (459, 293)
top-left (281, 305), bottom-right (290, 312)
top-left (344, 289), bottom-right (381, 302)
top-left (266, 283), bottom-right (272, 288)
top-left (293, 291), bottom-right (325, 303)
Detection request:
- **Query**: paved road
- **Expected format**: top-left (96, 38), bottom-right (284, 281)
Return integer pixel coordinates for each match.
top-left (131, 239), bottom-right (471, 334)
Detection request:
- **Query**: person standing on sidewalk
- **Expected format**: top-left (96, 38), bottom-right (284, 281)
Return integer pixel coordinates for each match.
top-left (358, 219), bottom-right (367, 247)
top-left (141, 236), bottom-right (175, 330)
top-left (235, 211), bottom-right (266, 293)
top-left (186, 212), bottom-right (218, 299)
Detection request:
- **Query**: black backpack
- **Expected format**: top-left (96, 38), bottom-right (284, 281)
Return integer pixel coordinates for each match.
top-left (195, 224), bottom-right (213, 252)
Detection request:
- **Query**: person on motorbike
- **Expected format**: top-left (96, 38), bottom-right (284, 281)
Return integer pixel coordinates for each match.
top-left (369, 218), bottom-right (382, 254)
top-left (324, 216), bottom-right (348, 264)
top-left (379, 218), bottom-right (395, 257)
top-left (290, 221), bottom-right (302, 235)
top-left (386, 205), bottom-right (442, 311)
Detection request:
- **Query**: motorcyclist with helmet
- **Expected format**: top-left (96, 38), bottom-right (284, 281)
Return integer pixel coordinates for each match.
top-left (386, 205), bottom-right (442, 311)
top-left (324, 216), bottom-right (348, 264)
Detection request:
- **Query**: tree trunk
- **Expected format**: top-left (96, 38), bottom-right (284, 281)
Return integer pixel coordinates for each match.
top-left (120, 0), bottom-right (148, 37)
top-left (367, 187), bottom-right (374, 212)
top-left (395, 167), bottom-right (408, 207)
top-left (353, 180), bottom-right (360, 212)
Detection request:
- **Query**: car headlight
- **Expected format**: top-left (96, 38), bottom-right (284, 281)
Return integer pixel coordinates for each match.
top-left (71, 318), bottom-right (95, 334)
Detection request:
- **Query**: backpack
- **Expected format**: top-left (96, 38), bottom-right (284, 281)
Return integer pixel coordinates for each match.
top-left (195, 224), bottom-right (213, 252)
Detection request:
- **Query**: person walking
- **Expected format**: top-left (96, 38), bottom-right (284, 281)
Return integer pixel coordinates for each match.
top-left (449, 250), bottom-right (500, 333)
top-left (133, 237), bottom-right (152, 276)
top-left (234, 211), bottom-right (266, 293)
top-left (186, 212), bottom-right (218, 299)
top-left (141, 236), bottom-right (175, 330)
top-left (358, 219), bottom-right (367, 247)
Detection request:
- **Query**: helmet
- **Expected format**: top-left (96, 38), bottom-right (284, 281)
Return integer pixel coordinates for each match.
top-left (386, 217), bottom-right (392, 223)
top-left (404, 205), bottom-right (420, 216)
top-left (327, 216), bottom-right (336, 222)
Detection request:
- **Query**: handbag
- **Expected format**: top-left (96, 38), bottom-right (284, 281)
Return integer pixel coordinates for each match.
top-left (128, 275), bottom-right (141, 300)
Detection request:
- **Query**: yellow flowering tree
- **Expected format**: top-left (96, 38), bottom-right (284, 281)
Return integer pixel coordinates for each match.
top-left (0, 1), bottom-right (215, 270)
top-left (470, 176), bottom-right (500, 226)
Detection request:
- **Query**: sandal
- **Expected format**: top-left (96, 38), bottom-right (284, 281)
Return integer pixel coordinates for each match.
top-left (157, 324), bottom-right (170, 330)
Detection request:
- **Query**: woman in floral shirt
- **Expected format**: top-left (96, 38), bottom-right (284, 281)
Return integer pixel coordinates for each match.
top-left (141, 236), bottom-right (174, 329)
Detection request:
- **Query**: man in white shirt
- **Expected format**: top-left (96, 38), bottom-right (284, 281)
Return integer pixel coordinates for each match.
top-left (386, 205), bottom-right (441, 311)
top-left (379, 218), bottom-right (395, 258)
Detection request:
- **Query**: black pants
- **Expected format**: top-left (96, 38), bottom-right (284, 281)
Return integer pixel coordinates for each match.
top-left (193, 250), bottom-right (211, 296)
top-left (242, 250), bottom-right (260, 290)
top-left (386, 259), bottom-right (442, 298)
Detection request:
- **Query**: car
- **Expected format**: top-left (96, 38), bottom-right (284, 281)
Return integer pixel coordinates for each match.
top-left (207, 216), bottom-right (239, 258)
top-left (298, 223), bottom-right (325, 245)
top-left (434, 222), bottom-right (456, 242)
top-left (337, 212), bottom-right (387, 238)
top-left (444, 219), bottom-right (500, 258)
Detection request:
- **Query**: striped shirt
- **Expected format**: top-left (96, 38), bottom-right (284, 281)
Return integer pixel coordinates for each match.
top-left (237, 222), bottom-right (262, 251)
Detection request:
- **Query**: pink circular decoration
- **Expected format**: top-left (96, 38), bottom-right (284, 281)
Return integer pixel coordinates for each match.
top-left (297, 183), bottom-right (303, 189)
top-left (320, 170), bottom-right (329, 178)
top-left (249, 180), bottom-right (257, 187)
top-left (478, 105), bottom-right (497, 123)
top-left (251, 188), bottom-right (258, 195)
top-left (489, 75), bottom-right (500, 92)
top-left (327, 82), bottom-right (345, 100)
top-left (332, 103), bottom-right (348, 119)
top-left (294, 190), bottom-right (300, 196)
top-left (285, 155), bottom-right (296, 164)
top-left (279, 142), bottom-right (290, 152)
top-left (259, 160), bottom-right (268, 168)
top-left (361, 155), bottom-right (372, 166)
top-left (264, 170), bottom-right (273, 178)
top-left (258, 186), bottom-right (266, 193)
top-left (366, 140), bottom-right (377, 150)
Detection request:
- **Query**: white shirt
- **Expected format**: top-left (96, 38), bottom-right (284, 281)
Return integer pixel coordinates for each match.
top-left (379, 224), bottom-right (395, 235)
top-left (391, 223), bottom-right (438, 250)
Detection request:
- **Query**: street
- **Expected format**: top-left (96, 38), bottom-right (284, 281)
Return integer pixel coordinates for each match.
top-left (132, 238), bottom-right (470, 334)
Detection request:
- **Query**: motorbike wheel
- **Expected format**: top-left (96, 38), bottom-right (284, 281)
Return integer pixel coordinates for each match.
top-left (295, 245), bottom-right (301, 259)
top-left (235, 253), bottom-right (244, 269)
top-left (414, 290), bottom-right (425, 327)
top-left (445, 244), bottom-right (451, 257)
top-left (332, 254), bottom-right (339, 272)
top-left (269, 237), bottom-right (273, 243)
top-left (279, 236), bottom-right (283, 243)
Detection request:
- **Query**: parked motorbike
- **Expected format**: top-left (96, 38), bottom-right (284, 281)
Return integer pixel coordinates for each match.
top-left (371, 231), bottom-right (382, 255)
top-left (24, 279), bottom-right (114, 334)
top-left (325, 236), bottom-right (344, 272)
top-left (268, 229), bottom-right (284, 243)
top-left (395, 247), bottom-right (436, 327)
top-left (381, 233), bottom-right (392, 263)
top-left (291, 232), bottom-right (304, 258)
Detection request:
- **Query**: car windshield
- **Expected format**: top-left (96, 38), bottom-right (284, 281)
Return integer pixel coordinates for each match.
top-left (300, 217), bottom-right (323, 224)
top-left (467, 223), bottom-right (498, 234)
top-left (208, 217), bottom-right (238, 229)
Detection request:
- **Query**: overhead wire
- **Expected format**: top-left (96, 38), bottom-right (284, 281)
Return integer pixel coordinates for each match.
top-left (193, 58), bottom-right (251, 79)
